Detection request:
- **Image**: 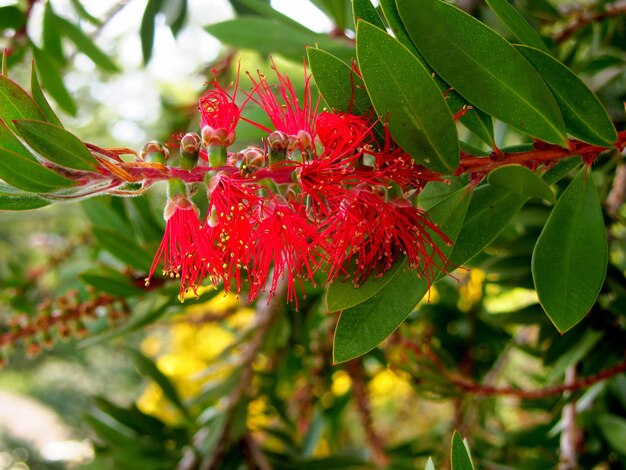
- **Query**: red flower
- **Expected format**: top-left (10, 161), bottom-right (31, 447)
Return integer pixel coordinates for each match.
top-left (245, 60), bottom-right (319, 139)
top-left (315, 111), bottom-right (374, 155)
top-left (146, 195), bottom-right (205, 299)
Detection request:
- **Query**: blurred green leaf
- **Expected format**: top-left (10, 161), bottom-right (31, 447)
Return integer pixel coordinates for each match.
top-left (353, 0), bottom-right (385, 30)
top-left (0, 74), bottom-right (45, 133)
top-left (396, 0), bottom-right (567, 146)
top-left (488, 165), bottom-right (555, 203)
top-left (333, 187), bottom-right (471, 363)
top-left (532, 169), bottom-right (607, 333)
top-left (92, 226), bottom-right (154, 272)
top-left (0, 6), bottom-right (26, 30)
top-left (141, 0), bottom-right (164, 64)
top-left (70, 0), bottom-right (104, 26)
top-left (0, 147), bottom-right (75, 192)
top-left (80, 267), bottom-right (145, 297)
top-left (451, 432), bottom-right (475, 470)
top-left (310, 0), bottom-right (351, 31)
top-left (33, 46), bottom-right (77, 115)
top-left (14, 119), bottom-right (99, 171)
top-left (30, 62), bottom-right (63, 127)
top-left (516, 45), bottom-right (618, 147)
top-left (485, 0), bottom-right (549, 52)
top-left (356, 21), bottom-right (458, 173)
top-left (597, 414), bottom-right (626, 455)
top-left (42, 3), bottom-right (66, 65)
top-left (52, 15), bottom-right (120, 73)
top-left (231, 0), bottom-right (313, 32)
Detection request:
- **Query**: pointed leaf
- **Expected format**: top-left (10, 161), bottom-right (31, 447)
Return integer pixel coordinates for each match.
top-left (0, 119), bottom-right (36, 161)
top-left (42, 3), bottom-right (66, 65)
top-left (597, 414), bottom-right (626, 455)
top-left (488, 165), bottom-right (555, 203)
top-left (30, 62), bottom-right (63, 127)
top-left (0, 75), bottom-right (45, 133)
top-left (532, 169), bottom-right (607, 333)
top-left (33, 46), bottom-right (77, 115)
top-left (396, 0), bottom-right (568, 146)
top-left (0, 184), bottom-right (50, 210)
top-left (14, 119), bottom-right (99, 171)
top-left (451, 432), bottom-right (475, 470)
top-left (333, 188), bottom-right (471, 363)
top-left (356, 21), bottom-right (458, 173)
top-left (516, 45), bottom-right (617, 147)
top-left (141, 0), bottom-right (163, 64)
top-left (0, 147), bottom-right (75, 192)
top-left (485, 0), bottom-right (550, 52)
top-left (353, 0), bottom-right (385, 30)
top-left (307, 47), bottom-right (371, 115)
top-left (92, 226), bottom-right (154, 272)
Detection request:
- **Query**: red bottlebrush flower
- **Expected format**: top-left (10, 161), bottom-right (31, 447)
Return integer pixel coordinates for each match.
top-left (248, 199), bottom-right (326, 306)
top-left (315, 111), bottom-right (374, 155)
top-left (323, 189), bottom-right (451, 288)
top-left (201, 173), bottom-right (262, 295)
top-left (147, 195), bottom-right (206, 300)
top-left (199, 67), bottom-right (244, 147)
top-left (245, 60), bottom-right (319, 140)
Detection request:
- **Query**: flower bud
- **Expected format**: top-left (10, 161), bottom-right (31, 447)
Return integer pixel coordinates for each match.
top-left (202, 126), bottom-right (236, 148)
top-left (140, 141), bottom-right (169, 163)
top-left (181, 132), bottom-right (201, 154)
top-left (267, 130), bottom-right (289, 163)
top-left (239, 146), bottom-right (266, 174)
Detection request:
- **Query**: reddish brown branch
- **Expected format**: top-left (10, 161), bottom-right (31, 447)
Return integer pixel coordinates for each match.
top-left (555, 0), bottom-right (626, 43)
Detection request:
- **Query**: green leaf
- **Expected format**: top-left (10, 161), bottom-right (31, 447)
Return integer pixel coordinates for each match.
top-left (396, 0), bottom-right (567, 146)
top-left (80, 267), bottom-right (144, 297)
top-left (353, 0), bottom-right (385, 30)
top-left (485, 0), bottom-right (549, 52)
top-left (531, 169), bottom-right (607, 333)
top-left (516, 45), bottom-right (617, 147)
top-left (488, 165), bottom-right (555, 203)
top-left (0, 147), bottom-right (75, 193)
top-left (311, 0), bottom-right (351, 30)
top-left (0, 6), bottom-right (26, 30)
top-left (32, 46), bottom-right (77, 115)
top-left (597, 414), bottom-right (626, 455)
top-left (356, 21), bottom-right (458, 173)
top-left (333, 187), bottom-right (471, 363)
top-left (451, 432), bottom-right (475, 470)
top-left (0, 119), bottom-right (36, 161)
top-left (165, 0), bottom-right (187, 35)
top-left (52, 15), bottom-right (120, 73)
top-left (326, 258), bottom-right (405, 311)
top-left (92, 226), bottom-right (154, 272)
top-left (206, 17), bottom-right (354, 64)
top-left (0, 184), bottom-right (50, 210)
top-left (0, 75), bottom-right (45, 134)
top-left (232, 0), bottom-right (316, 32)
top-left (30, 62), bottom-right (63, 127)
top-left (141, 0), bottom-right (164, 64)
top-left (128, 349), bottom-right (190, 419)
top-left (14, 119), bottom-right (99, 171)
top-left (69, 0), bottom-right (104, 26)
top-left (307, 48), bottom-right (371, 115)
top-left (42, 3), bottom-right (66, 65)
top-left (448, 185), bottom-right (527, 266)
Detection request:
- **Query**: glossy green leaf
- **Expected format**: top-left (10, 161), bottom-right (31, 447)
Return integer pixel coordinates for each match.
top-left (30, 62), bottom-right (63, 127)
top-left (326, 258), bottom-right (405, 312)
top-left (0, 75), bottom-right (45, 134)
top-left (80, 267), bottom-right (145, 297)
top-left (0, 184), bottom-right (50, 211)
top-left (32, 46), bottom-right (77, 115)
top-left (379, 0), bottom-right (420, 58)
top-left (333, 188), bottom-right (471, 363)
top-left (532, 169), bottom-right (607, 333)
top-left (353, 0), bottom-right (385, 30)
top-left (206, 17), bottom-right (354, 64)
top-left (0, 147), bottom-right (75, 193)
top-left (597, 414), bottom-right (626, 455)
top-left (128, 349), bottom-right (190, 418)
top-left (488, 165), bottom-right (555, 203)
top-left (0, 6), bottom-right (26, 30)
top-left (356, 21), bottom-right (458, 173)
top-left (449, 185), bottom-right (526, 266)
top-left (52, 15), bottom-right (120, 73)
top-left (485, 0), bottom-right (549, 52)
top-left (307, 48), bottom-right (371, 115)
top-left (516, 45), bottom-right (617, 147)
top-left (451, 432), bottom-right (475, 470)
top-left (92, 226), bottom-right (154, 272)
top-left (396, 0), bottom-right (568, 146)
top-left (141, 0), bottom-right (163, 64)
top-left (14, 119), bottom-right (99, 171)
top-left (0, 119), bottom-right (36, 161)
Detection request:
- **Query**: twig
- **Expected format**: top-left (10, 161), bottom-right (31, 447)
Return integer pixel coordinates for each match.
top-left (554, 0), bottom-right (626, 43)
top-left (243, 434), bottom-right (272, 470)
top-left (558, 366), bottom-right (581, 470)
top-left (346, 360), bottom-right (389, 468)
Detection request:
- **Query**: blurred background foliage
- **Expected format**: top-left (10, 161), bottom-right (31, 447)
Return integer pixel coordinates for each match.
top-left (0, 0), bottom-right (626, 469)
